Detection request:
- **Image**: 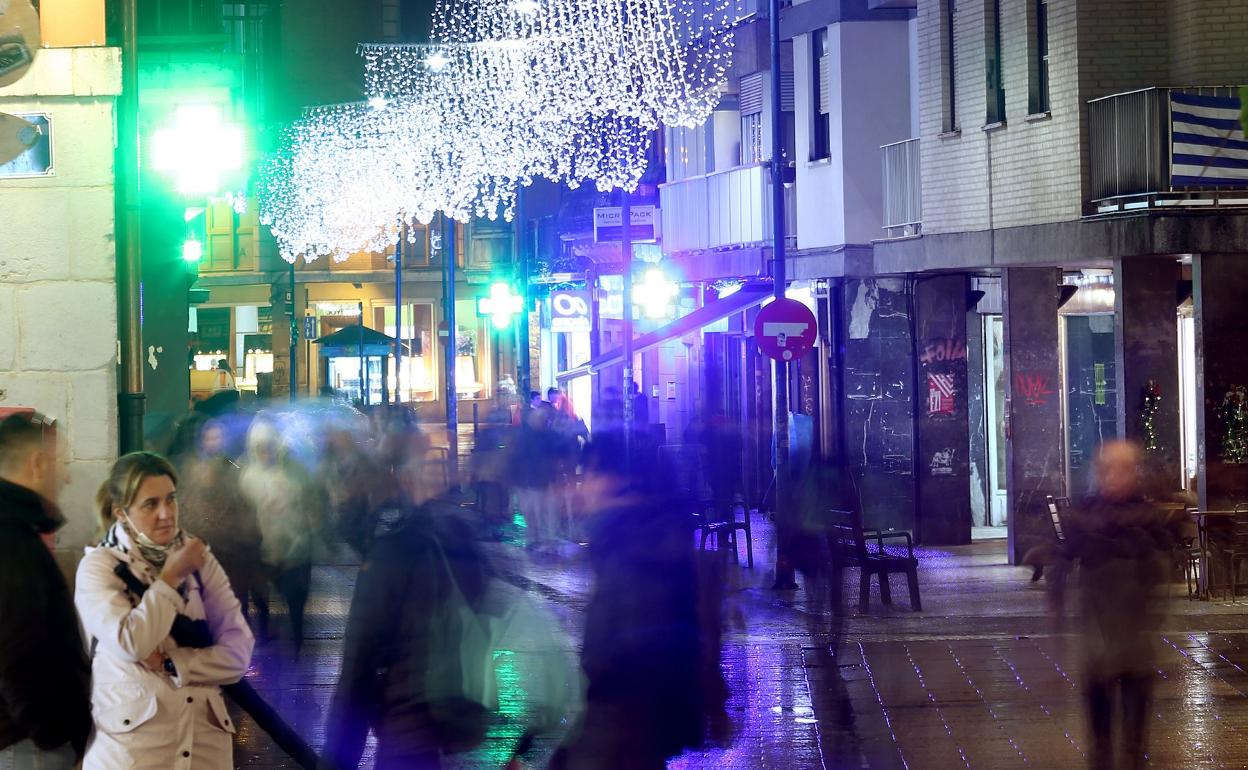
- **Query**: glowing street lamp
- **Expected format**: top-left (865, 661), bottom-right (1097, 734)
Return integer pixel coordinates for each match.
top-left (151, 104), bottom-right (245, 196)
top-left (635, 269), bottom-right (678, 319)
top-left (477, 281), bottom-right (524, 328)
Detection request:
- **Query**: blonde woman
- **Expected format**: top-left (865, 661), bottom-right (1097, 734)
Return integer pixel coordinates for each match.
top-left (75, 452), bottom-right (254, 769)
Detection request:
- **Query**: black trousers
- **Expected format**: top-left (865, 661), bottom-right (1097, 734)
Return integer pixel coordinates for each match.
top-left (1087, 672), bottom-right (1153, 770)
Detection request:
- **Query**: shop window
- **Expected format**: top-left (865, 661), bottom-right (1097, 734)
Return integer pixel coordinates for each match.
top-left (374, 303), bottom-right (437, 403)
top-left (454, 298), bottom-right (492, 400)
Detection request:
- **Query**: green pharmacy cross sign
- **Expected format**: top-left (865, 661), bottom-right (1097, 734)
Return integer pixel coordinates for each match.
top-left (478, 282), bottom-right (523, 329)
top-left (151, 105), bottom-right (245, 196)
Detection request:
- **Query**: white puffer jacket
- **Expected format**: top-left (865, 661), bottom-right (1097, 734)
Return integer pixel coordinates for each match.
top-left (75, 524), bottom-right (254, 770)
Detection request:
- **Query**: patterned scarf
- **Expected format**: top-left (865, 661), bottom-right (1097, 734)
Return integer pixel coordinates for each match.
top-left (101, 520), bottom-right (184, 574)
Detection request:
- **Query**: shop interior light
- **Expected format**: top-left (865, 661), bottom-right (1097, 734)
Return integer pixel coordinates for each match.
top-left (636, 269), bottom-right (679, 319)
top-left (478, 281), bottom-right (523, 328)
top-left (152, 104), bottom-right (245, 196)
top-left (182, 238), bottom-right (203, 263)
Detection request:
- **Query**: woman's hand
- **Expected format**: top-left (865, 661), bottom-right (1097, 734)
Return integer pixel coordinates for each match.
top-left (161, 537), bottom-right (207, 589)
top-left (142, 650), bottom-right (165, 672)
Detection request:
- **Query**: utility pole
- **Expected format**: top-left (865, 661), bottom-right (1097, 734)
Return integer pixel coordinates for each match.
top-left (117, 0), bottom-right (145, 452)
top-left (769, 0), bottom-right (797, 589)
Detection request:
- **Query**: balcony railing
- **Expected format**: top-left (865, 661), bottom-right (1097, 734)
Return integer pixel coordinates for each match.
top-left (881, 138), bottom-right (921, 237)
top-left (659, 163), bottom-right (797, 256)
top-left (1088, 86), bottom-right (1248, 213)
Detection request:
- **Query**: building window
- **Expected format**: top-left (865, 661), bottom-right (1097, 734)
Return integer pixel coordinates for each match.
top-left (985, 0), bottom-right (1005, 125)
top-left (944, 0), bottom-right (958, 131)
top-left (1030, 0), bottom-right (1050, 114)
top-left (810, 28), bottom-right (830, 160)
top-left (741, 113), bottom-right (762, 164)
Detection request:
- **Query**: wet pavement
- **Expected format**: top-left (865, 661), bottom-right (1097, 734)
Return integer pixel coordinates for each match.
top-left (230, 513), bottom-right (1248, 770)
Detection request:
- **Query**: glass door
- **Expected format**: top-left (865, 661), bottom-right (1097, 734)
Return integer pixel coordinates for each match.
top-left (983, 315), bottom-right (1008, 527)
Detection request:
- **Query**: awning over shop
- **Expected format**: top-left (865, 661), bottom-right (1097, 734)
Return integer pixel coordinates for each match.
top-left (314, 324), bottom-right (408, 358)
top-left (557, 283), bottom-right (772, 381)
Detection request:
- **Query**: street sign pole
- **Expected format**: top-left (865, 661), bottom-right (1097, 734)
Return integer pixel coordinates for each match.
top-left (769, 0), bottom-right (797, 589)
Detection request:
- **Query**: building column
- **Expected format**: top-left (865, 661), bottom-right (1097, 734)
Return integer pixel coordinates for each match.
top-left (270, 274), bottom-right (292, 400)
top-left (1194, 254), bottom-right (1248, 509)
top-left (1114, 258), bottom-right (1181, 488)
top-left (1002, 267), bottom-right (1064, 565)
top-left (915, 274), bottom-right (972, 545)
top-left (841, 278), bottom-right (915, 532)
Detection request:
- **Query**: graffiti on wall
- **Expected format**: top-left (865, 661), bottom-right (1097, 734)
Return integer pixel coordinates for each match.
top-left (1015, 373), bottom-right (1055, 407)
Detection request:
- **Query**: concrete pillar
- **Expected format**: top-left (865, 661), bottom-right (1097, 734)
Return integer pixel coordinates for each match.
top-left (1002, 267), bottom-right (1064, 565)
top-left (270, 276), bottom-right (292, 400)
top-left (841, 278), bottom-right (915, 532)
top-left (1194, 254), bottom-right (1248, 509)
top-left (140, 199), bottom-right (191, 441)
top-left (915, 274), bottom-right (972, 545)
top-left (1114, 258), bottom-right (1181, 489)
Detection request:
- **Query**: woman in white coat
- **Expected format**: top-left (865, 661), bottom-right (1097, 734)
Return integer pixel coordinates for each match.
top-left (75, 451), bottom-right (255, 770)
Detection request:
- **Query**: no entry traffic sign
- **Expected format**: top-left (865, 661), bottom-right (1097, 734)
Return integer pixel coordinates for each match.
top-left (753, 298), bottom-right (817, 362)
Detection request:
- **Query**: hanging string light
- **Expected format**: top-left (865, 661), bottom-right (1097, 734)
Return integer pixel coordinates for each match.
top-left (261, 0), bottom-right (739, 258)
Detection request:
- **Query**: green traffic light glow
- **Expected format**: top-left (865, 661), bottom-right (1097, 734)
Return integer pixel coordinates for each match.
top-left (182, 238), bottom-right (203, 263)
top-left (477, 282), bottom-right (523, 329)
top-left (152, 105), bottom-right (245, 196)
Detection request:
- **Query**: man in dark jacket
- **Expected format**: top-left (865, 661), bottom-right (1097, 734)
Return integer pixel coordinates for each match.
top-left (0, 412), bottom-right (92, 767)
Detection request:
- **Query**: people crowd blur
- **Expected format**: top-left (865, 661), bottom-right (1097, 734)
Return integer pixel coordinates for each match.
top-left (0, 387), bottom-right (741, 769)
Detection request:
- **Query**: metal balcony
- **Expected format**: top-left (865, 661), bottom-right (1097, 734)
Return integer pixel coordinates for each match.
top-left (1088, 86), bottom-right (1248, 214)
top-left (658, 163), bottom-right (796, 256)
top-left (881, 137), bottom-right (921, 238)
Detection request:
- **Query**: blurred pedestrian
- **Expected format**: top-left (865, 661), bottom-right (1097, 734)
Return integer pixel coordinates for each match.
top-left (1065, 440), bottom-right (1182, 770)
top-left (510, 405), bottom-right (559, 548)
top-left (76, 451), bottom-right (253, 769)
top-left (553, 435), bottom-right (726, 770)
top-left (173, 417), bottom-right (264, 620)
top-left (240, 419), bottom-right (325, 653)
top-left (322, 498), bottom-right (496, 770)
top-left (321, 425), bottom-right (382, 559)
top-left (0, 412), bottom-right (91, 769)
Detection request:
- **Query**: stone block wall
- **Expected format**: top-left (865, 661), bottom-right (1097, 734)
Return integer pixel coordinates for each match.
top-left (0, 48), bottom-right (121, 547)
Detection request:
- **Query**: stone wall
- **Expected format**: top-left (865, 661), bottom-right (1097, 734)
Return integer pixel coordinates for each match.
top-left (0, 48), bottom-right (121, 548)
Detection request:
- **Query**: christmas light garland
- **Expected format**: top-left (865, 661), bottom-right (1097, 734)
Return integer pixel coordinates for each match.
top-left (260, 0), bottom-right (739, 261)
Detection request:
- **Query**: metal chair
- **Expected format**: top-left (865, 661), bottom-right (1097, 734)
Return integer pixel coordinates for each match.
top-left (827, 509), bottom-right (921, 613)
top-left (1221, 504), bottom-right (1248, 601)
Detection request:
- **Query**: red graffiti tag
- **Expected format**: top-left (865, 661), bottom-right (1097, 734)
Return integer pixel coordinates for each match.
top-left (1015, 373), bottom-right (1054, 406)
top-left (919, 338), bottom-right (967, 365)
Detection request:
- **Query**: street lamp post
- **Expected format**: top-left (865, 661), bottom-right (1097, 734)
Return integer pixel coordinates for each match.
top-left (620, 189), bottom-right (634, 469)
top-left (289, 259), bottom-right (298, 401)
top-left (443, 214), bottom-right (459, 488)
top-left (394, 229), bottom-right (403, 404)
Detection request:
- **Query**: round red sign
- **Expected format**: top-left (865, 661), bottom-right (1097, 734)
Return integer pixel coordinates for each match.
top-left (753, 298), bottom-right (818, 362)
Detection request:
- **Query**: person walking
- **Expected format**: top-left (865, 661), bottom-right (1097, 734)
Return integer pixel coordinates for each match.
top-left (0, 412), bottom-right (91, 769)
top-left (174, 417), bottom-right (264, 620)
top-left (75, 451), bottom-right (254, 770)
top-left (1065, 440), bottom-right (1182, 770)
top-left (240, 419), bottom-right (325, 652)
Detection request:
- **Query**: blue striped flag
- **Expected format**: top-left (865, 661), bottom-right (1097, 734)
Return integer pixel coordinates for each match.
top-left (1171, 91), bottom-right (1248, 187)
